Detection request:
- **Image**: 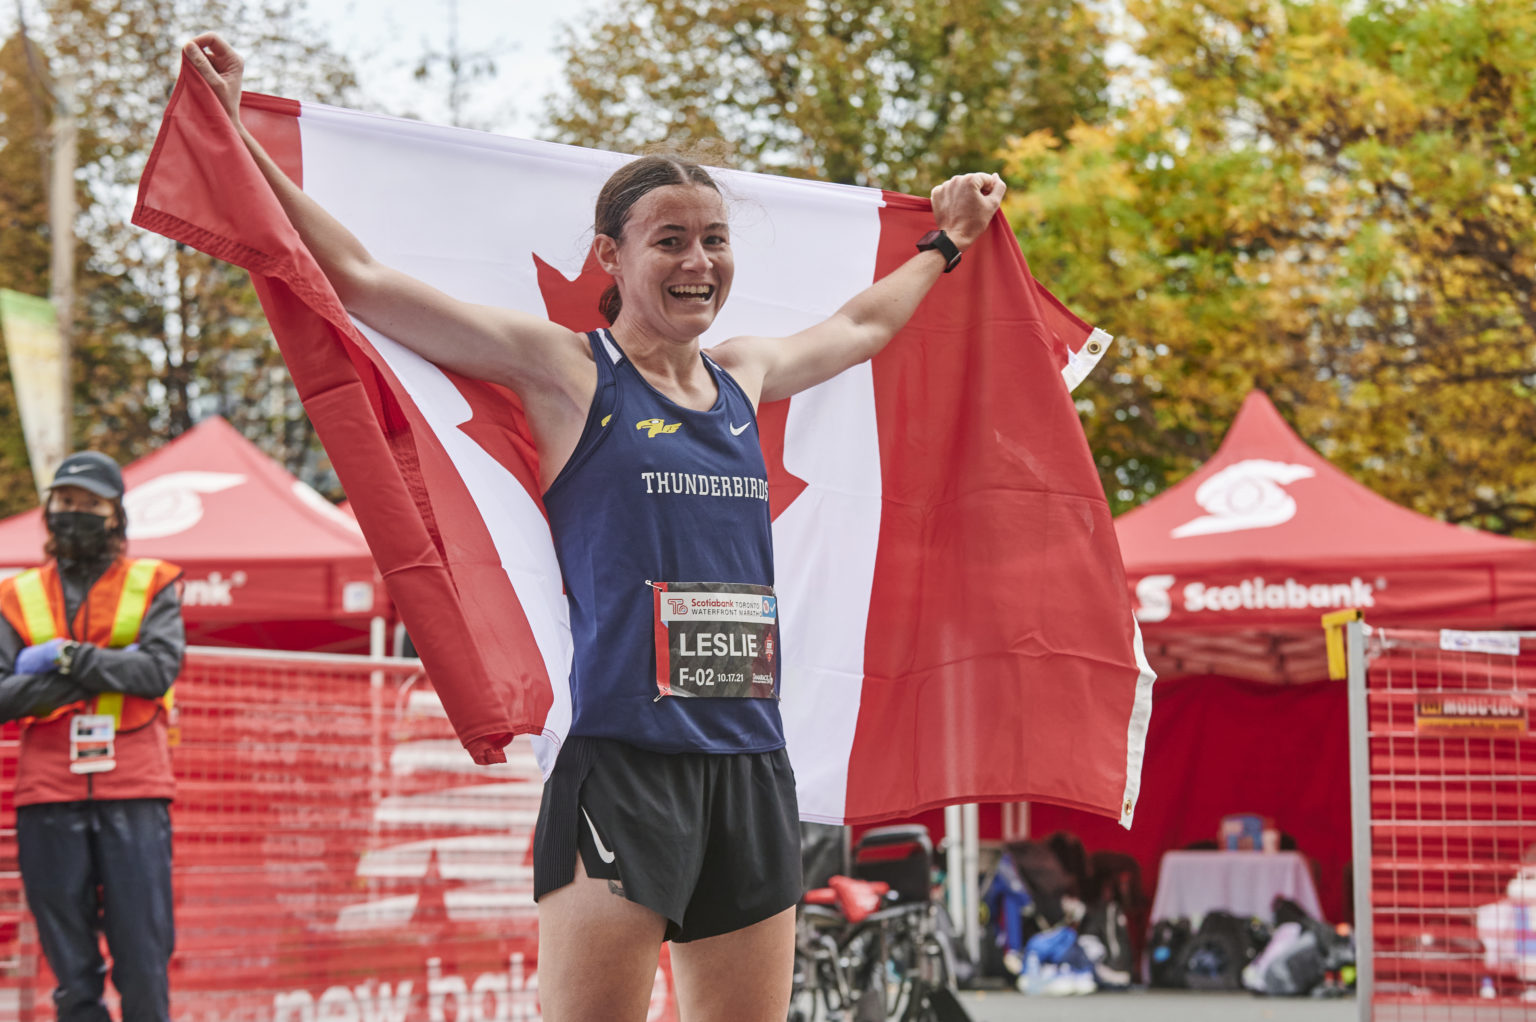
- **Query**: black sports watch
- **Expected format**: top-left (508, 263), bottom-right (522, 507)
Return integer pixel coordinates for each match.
top-left (916, 229), bottom-right (961, 273)
top-left (56, 640), bottom-right (81, 676)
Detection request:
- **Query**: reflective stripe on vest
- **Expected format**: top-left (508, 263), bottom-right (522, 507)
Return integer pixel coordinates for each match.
top-left (13, 570), bottom-right (60, 644)
top-left (111, 559), bottom-right (161, 647)
top-left (115, 560), bottom-right (175, 717)
top-left (14, 559), bottom-right (172, 727)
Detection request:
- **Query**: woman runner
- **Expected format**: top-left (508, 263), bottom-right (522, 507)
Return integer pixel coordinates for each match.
top-left (184, 33), bottom-right (1003, 1022)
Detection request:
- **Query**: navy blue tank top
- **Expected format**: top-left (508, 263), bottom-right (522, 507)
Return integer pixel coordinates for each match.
top-left (542, 330), bottom-right (784, 753)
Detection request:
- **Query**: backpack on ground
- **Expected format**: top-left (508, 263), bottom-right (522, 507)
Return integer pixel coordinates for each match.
top-left (1244, 922), bottom-right (1326, 996)
top-left (1273, 895), bottom-right (1354, 972)
top-left (1147, 918), bottom-right (1192, 988)
top-left (1179, 911), bottom-right (1270, 991)
top-left (1077, 898), bottom-right (1134, 988)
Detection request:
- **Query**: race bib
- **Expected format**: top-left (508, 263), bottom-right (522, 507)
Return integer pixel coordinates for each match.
top-left (651, 581), bottom-right (778, 699)
top-left (70, 714), bottom-right (117, 774)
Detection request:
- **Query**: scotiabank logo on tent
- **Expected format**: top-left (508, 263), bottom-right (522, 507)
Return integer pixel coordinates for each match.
top-left (125, 471), bottom-right (247, 539)
top-left (182, 569), bottom-right (247, 607)
top-left (1134, 573), bottom-right (1378, 623)
top-left (1172, 459), bottom-right (1314, 538)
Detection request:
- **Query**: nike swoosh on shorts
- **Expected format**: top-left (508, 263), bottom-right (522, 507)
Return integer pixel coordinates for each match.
top-left (581, 807), bottom-right (617, 864)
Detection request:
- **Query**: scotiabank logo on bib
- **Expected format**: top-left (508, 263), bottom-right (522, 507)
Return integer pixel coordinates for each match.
top-left (1134, 574), bottom-right (1378, 622)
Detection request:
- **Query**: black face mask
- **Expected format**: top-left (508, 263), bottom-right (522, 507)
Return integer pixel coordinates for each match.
top-left (46, 511), bottom-right (112, 562)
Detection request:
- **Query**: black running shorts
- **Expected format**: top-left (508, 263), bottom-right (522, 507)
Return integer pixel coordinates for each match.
top-left (533, 736), bottom-right (802, 943)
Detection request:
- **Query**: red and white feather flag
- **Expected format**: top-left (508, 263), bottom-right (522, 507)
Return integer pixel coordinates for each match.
top-left (134, 59), bottom-right (1154, 826)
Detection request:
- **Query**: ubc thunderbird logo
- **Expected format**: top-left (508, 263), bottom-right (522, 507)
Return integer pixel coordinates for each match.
top-left (636, 418), bottom-right (681, 438)
top-left (124, 472), bottom-right (246, 540)
top-left (1171, 459), bottom-right (1315, 538)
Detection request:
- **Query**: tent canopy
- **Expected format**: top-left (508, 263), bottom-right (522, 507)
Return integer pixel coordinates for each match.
top-left (1120, 390), bottom-right (1536, 681)
top-left (0, 417), bottom-right (381, 650)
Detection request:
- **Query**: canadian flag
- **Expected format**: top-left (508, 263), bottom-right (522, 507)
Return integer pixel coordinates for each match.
top-left (135, 58), bottom-right (1154, 826)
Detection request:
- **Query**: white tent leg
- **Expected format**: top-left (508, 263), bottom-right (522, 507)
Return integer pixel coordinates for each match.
top-left (945, 804), bottom-right (964, 939)
top-left (369, 615), bottom-right (386, 658)
top-left (962, 802), bottom-right (981, 965)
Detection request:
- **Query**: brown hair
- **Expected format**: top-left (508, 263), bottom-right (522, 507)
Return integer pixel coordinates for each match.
top-left (594, 155), bottom-right (721, 325)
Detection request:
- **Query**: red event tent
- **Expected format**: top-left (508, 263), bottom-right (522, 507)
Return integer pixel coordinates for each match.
top-left (0, 417), bottom-right (384, 652)
top-left (1121, 390), bottom-right (1536, 683)
top-left (1031, 391), bottom-right (1536, 924)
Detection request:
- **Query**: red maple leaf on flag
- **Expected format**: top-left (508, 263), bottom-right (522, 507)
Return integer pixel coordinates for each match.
top-left (533, 249), bottom-right (612, 331)
top-left (440, 250), bottom-right (615, 505)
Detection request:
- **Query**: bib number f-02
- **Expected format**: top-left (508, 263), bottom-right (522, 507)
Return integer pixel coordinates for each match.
top-left (652, 581), bottom-right (777, 699)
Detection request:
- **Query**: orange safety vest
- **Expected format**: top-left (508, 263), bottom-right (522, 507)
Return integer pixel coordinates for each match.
top-left (0, 557), bottom-right (181, 729)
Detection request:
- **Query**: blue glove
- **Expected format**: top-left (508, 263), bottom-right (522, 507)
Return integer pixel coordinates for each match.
top-left (15, 639), bottom-right (66, 675)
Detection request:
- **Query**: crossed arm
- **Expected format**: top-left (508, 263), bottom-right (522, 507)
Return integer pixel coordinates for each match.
top-left (0, 588), bottom-right (184, 724)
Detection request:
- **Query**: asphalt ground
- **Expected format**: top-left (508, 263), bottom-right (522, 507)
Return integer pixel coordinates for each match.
top-left (955, 988), bottom-right (1359, 1022)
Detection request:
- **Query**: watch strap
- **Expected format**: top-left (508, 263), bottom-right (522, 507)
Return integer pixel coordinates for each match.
top-left (916, 229), bottom-right (962, 272)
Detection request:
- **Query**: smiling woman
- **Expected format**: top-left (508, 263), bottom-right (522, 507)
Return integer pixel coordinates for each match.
top-left (182, 29), bottom-right (1003, 1021)
top-left (591, 156), bottom-right (732, 334)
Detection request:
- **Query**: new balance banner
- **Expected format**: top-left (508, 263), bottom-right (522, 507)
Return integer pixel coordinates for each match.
top-left (134, 57), bottom-right (1155, 826)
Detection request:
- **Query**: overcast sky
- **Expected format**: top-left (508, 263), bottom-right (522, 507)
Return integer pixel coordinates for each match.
top-left (301, 0), bottom-right (604, 137)
top-left (0, 0), bottom-right (598, 137)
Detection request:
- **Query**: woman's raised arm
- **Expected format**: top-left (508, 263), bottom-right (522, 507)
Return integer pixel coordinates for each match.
top-left (710, 172), bottom-right (1005, 406)
top-left (182, 34), bottom-right (592, 407)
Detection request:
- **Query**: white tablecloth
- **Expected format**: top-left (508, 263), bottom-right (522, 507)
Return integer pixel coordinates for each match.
top-left (1149, 850), bottom-right (1325, 923)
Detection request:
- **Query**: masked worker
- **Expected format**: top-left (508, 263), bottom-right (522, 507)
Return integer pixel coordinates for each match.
top-left (0, 451), bottom-right (184, 1022)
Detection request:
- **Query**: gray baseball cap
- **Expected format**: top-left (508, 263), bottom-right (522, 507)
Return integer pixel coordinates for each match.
top-left (49, 451), bottom-right (125, 500)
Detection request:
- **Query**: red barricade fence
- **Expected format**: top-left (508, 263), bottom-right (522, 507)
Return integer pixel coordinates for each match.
top-left (0, 649), bottom-right (675, 1022)
top-left (1348, 625), bottom-right (1536, 1020)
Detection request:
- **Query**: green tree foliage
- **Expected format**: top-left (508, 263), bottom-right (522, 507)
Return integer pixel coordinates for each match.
top-left (1004, 0), bottom-right (1536, 534)
top-left (545, 0), bottom-right (1110, 190)
top-left (0, 1), bottom-right (354, 517)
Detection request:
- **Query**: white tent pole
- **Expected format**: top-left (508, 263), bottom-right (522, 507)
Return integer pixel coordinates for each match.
top-left (945, 804), bottom-right (964, 937)
top-left (369, 615), bottom-right (386, 658)
top-left (962, 802), bottom-right (981, 964)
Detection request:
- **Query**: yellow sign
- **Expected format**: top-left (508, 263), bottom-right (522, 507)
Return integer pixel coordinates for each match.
top-left (1415, 692), bottom-right (1528, 734)
top-left (0, 289), bottom-right (68, 495)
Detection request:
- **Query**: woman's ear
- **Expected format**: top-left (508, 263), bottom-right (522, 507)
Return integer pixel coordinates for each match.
top-left (593, 234), bottom-right (622, 276)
